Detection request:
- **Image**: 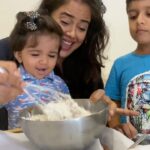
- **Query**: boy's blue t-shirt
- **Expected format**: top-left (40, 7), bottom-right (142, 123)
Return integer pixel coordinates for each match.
top-left (105, 52), bottom-right (150, 123)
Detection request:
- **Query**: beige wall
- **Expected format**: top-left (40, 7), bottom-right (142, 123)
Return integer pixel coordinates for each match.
top-left (0, 0), bottom-right (136, 82)
top-left (102, 0), bottom-right (136, 83)
top-left (0, 0), bottom-right (41, 38)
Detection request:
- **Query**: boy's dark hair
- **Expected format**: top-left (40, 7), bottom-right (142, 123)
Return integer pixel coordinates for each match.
top-left (126, 0), bottom-right (134, 8)
top-left (10, 11), bottom-right (63, 64)
top-left (126, 0), bottom-right (131, 3)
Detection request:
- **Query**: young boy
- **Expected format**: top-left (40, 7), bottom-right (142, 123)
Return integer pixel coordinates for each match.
top-left (105, 0), bottom-right (150, 139)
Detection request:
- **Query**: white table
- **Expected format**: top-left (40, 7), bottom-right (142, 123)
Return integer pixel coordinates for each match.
top-left (0, 131), bottom-right (37, 150)
top-left (0, 128), bottom-right (150, 150)
top-left (0, 131), bottom-right (102, 150)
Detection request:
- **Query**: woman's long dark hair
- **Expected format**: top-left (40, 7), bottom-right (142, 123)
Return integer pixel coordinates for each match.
top-left (39, 0), bottom-right (109, 98)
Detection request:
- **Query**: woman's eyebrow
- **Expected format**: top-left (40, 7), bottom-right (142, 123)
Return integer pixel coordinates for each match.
top-left (60, 12), bottom-right (90, 24)
top-left (61, 12), bottom-right (73, 18)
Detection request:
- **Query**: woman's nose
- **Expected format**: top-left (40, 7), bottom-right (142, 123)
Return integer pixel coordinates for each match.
top-left (66, 26), bottom-right (76, 39)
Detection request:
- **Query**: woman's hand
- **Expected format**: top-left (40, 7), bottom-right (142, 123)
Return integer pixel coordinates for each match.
top-left (0, 61), bottom-right (23, 104)
top-left (90, 89), bottom-right (139, 121)
top-left (114, 122), bottom-right (137, 139)
top-left (90, 89), bottom-right (117, 121)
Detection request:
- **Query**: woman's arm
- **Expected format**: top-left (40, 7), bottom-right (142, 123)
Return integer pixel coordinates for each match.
top-left (90, 89), bottom-right (139, 120)
top-left (90, 89), bottom-right (138, 139)
top-left (0, 61), bottom-right (23, 104)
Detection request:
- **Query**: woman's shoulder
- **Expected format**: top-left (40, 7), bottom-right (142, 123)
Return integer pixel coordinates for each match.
top-left (0, 37), bottom-right (10, 48)
top-left (0, 37), bottom-right (12, 60)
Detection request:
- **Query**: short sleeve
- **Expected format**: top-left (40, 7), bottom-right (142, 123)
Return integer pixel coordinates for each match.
top-left (105, 62), bottom-right (121, 101)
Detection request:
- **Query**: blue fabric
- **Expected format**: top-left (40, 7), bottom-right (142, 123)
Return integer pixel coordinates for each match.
top-left (5, 65), bottom-right (70, 129)
top-left (105, 52), bottom-right (150, 123)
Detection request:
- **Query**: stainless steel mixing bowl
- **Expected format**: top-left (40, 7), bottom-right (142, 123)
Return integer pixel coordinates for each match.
top-left (20, 99), bottom-right (108, 150)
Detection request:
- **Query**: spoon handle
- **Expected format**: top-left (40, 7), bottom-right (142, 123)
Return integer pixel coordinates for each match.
top-left (23, 87), bottom-right (46, 106)
top-left (128, 134), bottom-right (147, 149)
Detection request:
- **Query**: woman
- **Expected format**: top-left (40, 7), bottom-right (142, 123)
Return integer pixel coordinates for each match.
top-left (0, 0), bottom-right (110, 110)
top-left (36, 0), bottom-right (138, 118)
top-left (0, 0), bottom-right (108, 98)
top-left (38, 0), bottom-right (108, 99)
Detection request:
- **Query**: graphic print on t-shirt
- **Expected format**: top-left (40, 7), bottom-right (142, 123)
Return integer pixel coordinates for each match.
top-left (126, 71), bottom-right (150, 134)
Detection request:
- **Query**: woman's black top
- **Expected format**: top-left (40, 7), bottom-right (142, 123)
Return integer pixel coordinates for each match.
top-left (0, 37), bottom-right (13, 60)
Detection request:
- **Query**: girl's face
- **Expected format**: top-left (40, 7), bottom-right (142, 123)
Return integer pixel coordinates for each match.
top-left (15, 34), bottom-right (60, 79)
top-left (51, 0), bottom-right (91, 58)
top-left (127, 0), bottom-right (150, 46)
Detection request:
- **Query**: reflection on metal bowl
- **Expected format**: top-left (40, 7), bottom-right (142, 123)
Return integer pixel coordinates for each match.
top-left (20, 99), bottom-right (108, 150)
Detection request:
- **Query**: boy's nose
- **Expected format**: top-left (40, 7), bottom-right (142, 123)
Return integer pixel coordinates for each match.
top-left (137, 14), bottom-right (145, 24)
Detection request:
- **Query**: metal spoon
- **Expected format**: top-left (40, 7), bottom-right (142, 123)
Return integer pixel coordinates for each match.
top-left (22, 86), bottom-right (48, 117)
top-left (128, 134), bottom-right (147, 149)
top-left (23, 87), bottom-right (46, 106)
top-left (24, 83), bottom-right (71, 101)
top-left (23, 83), bottom-right (71, 114)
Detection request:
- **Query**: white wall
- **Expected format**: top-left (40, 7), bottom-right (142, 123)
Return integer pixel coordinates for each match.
top-left (102, 0), bottom-right (136, 82)
top-left (0, 0), bottom-right (136, 82)
top-left (0, 0), bottom-right (41, 38)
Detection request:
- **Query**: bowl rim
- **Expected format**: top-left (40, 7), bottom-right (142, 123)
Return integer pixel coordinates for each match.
top-left (21, 106), bottom-right (108, 123)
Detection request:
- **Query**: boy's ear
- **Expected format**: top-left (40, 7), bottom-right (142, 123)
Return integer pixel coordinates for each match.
top-left (14, 52), bottom-right (22, 63)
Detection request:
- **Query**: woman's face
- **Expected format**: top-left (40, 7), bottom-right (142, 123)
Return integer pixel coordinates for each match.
top-left (51, 0), bottom-right (91, 59)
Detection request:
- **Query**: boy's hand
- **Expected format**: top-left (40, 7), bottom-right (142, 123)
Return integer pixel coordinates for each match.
top-left (115, 122), bottom-right (137, 139)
